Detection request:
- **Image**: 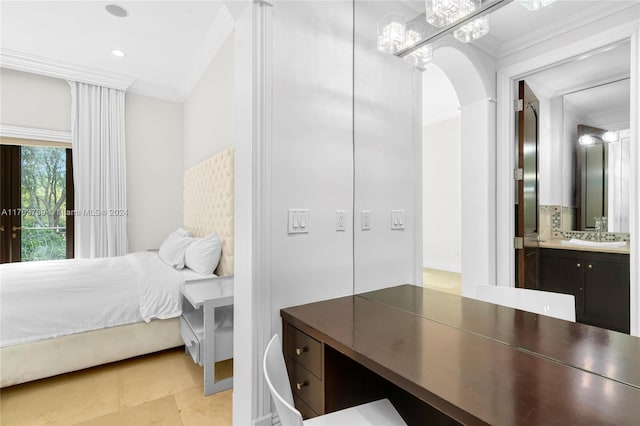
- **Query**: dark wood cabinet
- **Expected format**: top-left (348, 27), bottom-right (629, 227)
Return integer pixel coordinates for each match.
top-left (538, 248), bottom-right (630, 333)
top-left (283, 324), bottom-right (324, 419)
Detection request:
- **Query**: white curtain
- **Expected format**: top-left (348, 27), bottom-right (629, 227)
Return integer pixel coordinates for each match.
top-left (70, 82), bottom-right (127, 258)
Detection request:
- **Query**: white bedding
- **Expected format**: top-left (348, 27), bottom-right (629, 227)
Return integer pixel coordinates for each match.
top-left (0, 252), bottom-right (184, 348)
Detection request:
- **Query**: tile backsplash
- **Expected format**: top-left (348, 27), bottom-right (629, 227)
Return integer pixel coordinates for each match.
top-left (538, 205), bottom-right (630, 242)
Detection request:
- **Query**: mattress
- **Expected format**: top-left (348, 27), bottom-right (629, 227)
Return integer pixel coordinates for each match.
top-left (0, 252), bottom-right (185, 348)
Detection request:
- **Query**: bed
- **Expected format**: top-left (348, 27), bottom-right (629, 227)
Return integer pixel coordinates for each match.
top-left (0, 146), bottom-right (234, 388)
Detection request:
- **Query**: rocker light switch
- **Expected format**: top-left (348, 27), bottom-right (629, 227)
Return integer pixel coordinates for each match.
top-left (288, 209), bottom-right (309, 234)
top-left (391, 210), bottom-right (405, 230)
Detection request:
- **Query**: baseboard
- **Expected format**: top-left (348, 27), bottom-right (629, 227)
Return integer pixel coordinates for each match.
top-left (423, 260), bottom-right (461, 273)
top-left (252, 413), bottom-right (274, 426)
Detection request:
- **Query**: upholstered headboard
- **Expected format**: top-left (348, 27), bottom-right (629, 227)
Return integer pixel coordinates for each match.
top-left (183, 146), bottom-right (234, 276)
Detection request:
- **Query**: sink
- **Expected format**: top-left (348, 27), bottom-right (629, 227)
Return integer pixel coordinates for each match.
top-left (560, 239), bottom-right (627, 248)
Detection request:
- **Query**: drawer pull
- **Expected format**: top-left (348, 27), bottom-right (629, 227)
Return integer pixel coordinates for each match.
top-left (295, 346), bottom-right (308, 356)
top-left (296, 380), bottom-right (309, 390)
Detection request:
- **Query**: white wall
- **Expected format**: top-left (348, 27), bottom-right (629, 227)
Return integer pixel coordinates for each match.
top-left (269, 1), bottom-right (354, 325)
top-left (422, 64), bottom-right (461, 273)
top-left (125, 93), bottom-right (184, 252)
top-left (183, 32), bottom-right (235, 169)
top-left (423, 116), bottom-right (461, 272)
top-left (0, 68), bottom-right (71, 131)
top-left (353, 1), bottom-right (422, 293)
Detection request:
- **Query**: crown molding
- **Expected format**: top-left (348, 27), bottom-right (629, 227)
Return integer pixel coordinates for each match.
top-left (474, 2), bottom-right (638, 59)
top-left (0, 125), bottom-right (71, 144)
top-left (127, 81), bottom-right (185, 103)
top-left (0, 49), bottom-right (135, 90)
top-left (177, 6), bottom-right (235, 100)
top-left (498, 2), bottom-right (637, 58)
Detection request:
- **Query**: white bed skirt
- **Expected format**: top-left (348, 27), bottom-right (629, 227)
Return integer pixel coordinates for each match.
top-left (0, 318), bottom-right (183, 388)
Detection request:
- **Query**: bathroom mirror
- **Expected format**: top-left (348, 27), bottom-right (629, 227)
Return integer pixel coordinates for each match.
top-left (567, 79), bottom-right (630, 232)
top-left (523, 40), bottom-right (631, 239)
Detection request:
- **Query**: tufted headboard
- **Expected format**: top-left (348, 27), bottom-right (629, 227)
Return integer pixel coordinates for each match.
top-left (183, 146), bottom-right (234, 276)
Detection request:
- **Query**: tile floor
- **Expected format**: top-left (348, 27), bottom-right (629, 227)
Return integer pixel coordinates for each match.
top-left (0, 348), bottom-right (233, 426)
top-left (422, 267), bottom-right (462, 295)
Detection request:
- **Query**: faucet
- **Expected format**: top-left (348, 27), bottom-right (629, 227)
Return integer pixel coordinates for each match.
top-left (594, 217), bottom-right (607, 241)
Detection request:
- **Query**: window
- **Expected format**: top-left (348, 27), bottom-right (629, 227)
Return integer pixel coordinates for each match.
top-left (0, 143), bottom-right (74, 263)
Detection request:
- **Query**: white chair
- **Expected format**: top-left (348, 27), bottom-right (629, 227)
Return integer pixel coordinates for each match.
top-left (263, 334), bottom-right (407, 426)
top-left (475, 285), bottom-right (576, 322)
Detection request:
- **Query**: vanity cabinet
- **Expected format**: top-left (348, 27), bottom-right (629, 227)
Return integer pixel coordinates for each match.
top-left (538, 248), bottom-right (630, 333)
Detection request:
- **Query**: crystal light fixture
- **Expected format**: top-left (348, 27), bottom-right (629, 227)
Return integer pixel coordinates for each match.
top-left (579, 135), bottom-right (597, 146)
top-left (602, 131), bottom-right (620, 143)
top-left (519, 0), bottom-right (557, 11)
top-left (401, 20), bottom-right (433, 68)
top-left (425, 0), bottom-right (480, 28)
top-left (377, 13), bottom-right (407, 54)
top-left (453, 16), bottom-right (490, 43)
top-left (405, 44), bottom-right (434, 68)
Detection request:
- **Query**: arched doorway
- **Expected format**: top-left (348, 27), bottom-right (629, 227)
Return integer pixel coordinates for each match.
top-left (425, 43), bottom-right (497, 297)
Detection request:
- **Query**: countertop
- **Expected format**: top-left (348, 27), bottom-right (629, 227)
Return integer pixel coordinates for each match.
top-left (535, 238), bottom-right (630, 254)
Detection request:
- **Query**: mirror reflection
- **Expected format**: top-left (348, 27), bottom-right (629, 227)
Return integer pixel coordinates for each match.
top-left (569, 80), bottom-right (630, 232)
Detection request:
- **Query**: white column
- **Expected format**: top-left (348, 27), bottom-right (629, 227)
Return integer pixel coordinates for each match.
top-left (460, 98), bottom-right (497, 297)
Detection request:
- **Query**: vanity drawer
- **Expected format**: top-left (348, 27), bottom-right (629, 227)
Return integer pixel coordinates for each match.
top-left (289, 360), bottom-right (323, 415)
top-left (286, 325), bottom-right (322, 378)
top-left (180, 317), bottom-right (201, 365)
top-left (294, 395), bottom-right (319, 420)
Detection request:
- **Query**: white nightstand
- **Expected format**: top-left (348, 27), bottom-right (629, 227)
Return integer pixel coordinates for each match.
top-left (181, 275), bottom-right (234, 395)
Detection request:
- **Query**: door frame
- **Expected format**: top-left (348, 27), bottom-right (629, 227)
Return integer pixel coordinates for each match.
top-left (496, 23), bottom-right (640, 335)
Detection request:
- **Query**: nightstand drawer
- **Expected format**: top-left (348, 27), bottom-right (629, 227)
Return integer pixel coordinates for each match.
top-left (286, 325), bottom-right (322, 378)
top-left (289, 360), bottom-right (323, 414)
top-left (180, 317), bottom-right (201, 364)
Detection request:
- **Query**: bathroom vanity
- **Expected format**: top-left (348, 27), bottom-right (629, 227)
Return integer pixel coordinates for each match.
top-left (536, 243), bottom-right (630, 334)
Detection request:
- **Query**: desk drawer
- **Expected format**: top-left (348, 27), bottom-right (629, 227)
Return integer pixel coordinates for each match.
top-left (180, 317), bottom-right (201, 365)
top-left (286, 325), bottom-right (322, 378)
top-left (294, 395), bottom-right (318, 420)
top-left (289, 360), bottom-right (323, 415)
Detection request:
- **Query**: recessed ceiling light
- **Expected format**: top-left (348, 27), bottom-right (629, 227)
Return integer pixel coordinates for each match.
top-left (105, 4), bottom-right (128, 18)
top-left (111, 49), bottom-right (126, 57)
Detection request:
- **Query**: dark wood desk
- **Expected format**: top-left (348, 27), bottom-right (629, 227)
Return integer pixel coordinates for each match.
top-left (361, 285), bottom-right (640, 388)
top-left (281, 285), bottom-right (640, 426)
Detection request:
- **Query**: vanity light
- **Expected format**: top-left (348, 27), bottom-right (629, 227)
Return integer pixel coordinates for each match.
top-left (579, 135), bottom-right (597, 146)
top-left (425, 0), bottom-right (480, 28)
top-left (453, 16), bottom-right (490, 43)
top-left (518, 0), bottom-right (557, 11)
top-left (377, 13), bottom-right (407, 54)
top-left (405, 44), bottom-right (434, 68)
top-left (402, 21), bottom-right (433, 68)
top-left (602, 131), bottom-right (620, 143)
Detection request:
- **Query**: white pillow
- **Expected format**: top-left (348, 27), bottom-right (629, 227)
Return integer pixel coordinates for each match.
top-left (184, 233), bottom-right (222, 275)
top-left (158, 228), bottom-right (193, 269)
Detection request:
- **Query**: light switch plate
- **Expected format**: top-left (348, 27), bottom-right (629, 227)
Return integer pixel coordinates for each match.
top-left (336, 210), bottom-right (346, 231)
top-left (288, 209), bottom-right (309, 234)
top-left (391, 210), bottom-right (405, 230)
top-left (361, 210), bottom-right (371, 231)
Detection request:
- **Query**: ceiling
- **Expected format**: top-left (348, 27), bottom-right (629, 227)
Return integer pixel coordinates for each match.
top-left (0, 1), bottom-right (229, 101)
top-left (1, 1), bottom-right (637, 102)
